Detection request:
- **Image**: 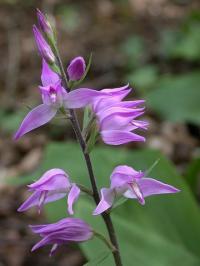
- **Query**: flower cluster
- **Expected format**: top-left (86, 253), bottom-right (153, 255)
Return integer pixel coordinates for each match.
top-left (15, 9), bottom-right (180, 257)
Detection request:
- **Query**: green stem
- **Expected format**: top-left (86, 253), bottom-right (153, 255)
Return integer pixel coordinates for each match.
top-left (94, 231), bottom-right (117, 253)
top-left (78, 183), bottom-right (93, 197)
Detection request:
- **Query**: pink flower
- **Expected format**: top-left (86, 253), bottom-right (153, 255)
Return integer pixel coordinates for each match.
top-left (30, 218), bottom-right (93, 256)
top-left (93, 165), bottom-right (180, 215)
top-left (14, 60), bottom-right (107, 140)
top-left (91, 85), bottom-right (148, 145)
top-left (18, 168), bottom-right (80, 215)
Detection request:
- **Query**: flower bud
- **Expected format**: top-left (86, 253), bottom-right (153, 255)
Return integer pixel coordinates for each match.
top-left (37, 9), bottom-right (54, 38)
top-left (33, 25), bottom-right (55, 64)
top-left (67, 56), bottom-right (86, 81)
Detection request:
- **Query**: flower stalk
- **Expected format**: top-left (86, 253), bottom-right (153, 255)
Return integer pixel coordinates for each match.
top-left (53, 45), bottom-right (123, 266)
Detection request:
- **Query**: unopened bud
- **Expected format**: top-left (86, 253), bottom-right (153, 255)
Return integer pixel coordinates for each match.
top-left (37, 9), bottom-right (54, 38)
top-left (67, 56), bottom-right (86, 81)
top-left (33, 25), bottom-right (55, 64)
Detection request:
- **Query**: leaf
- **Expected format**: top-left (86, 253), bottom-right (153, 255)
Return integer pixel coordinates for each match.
top-left (146, 72), bottom-right (200, 125)
top-left (159, 20), bottom-right (200, 61)
top-left (84, 251), bottom-right (111, 266)
top-left (121, 36), bottom-right (146, 69)
top-left (127, 65), bottom-right (159, 93)
top-left (0, 109), bottom-right (27, 133)
top-left (41, 142), bottom-right (200, 266)
top-left (185, 157), bottom-right (200, 194)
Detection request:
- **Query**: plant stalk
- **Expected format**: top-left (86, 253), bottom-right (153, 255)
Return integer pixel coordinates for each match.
top-left (54, 48), bottom-right (123, 266)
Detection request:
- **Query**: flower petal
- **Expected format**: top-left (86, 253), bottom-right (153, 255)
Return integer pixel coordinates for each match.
top-left (14, 104), bottom-right (57, 140)
top-left (101, 84), bottom-right (130, 94)
top-left (93, 188), bottom-right (114, 215)
top-left (31, 235), bottom-right (55, 252)
top-left (92, 85), bottom-right (131, 113)
top-left (28, 169), bottom-right (70, 191)
top-left (99, 107), bottom-right (144, 131)
top-left (110, 165), bottom-right (144, 188)
top-left (18, 191), bottom-right (41, 212)
top-left (67, 184), bottom-right (80, 215)
top-left (138, 178), bottom-right (180, 197)
top-left (65, 88), bottom-right (106, 108)
top-left (18, 191), bottom-right (66, 212)
top-left (101, 130), bottom-right (145, 145)
top-left (124, 178), bottom-right (180, 200)
top-left (41, 59), bottom-right (60, 86)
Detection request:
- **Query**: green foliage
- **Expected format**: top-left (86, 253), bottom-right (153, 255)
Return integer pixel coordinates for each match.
top-left (160, 16), bottom-right (200, 61)
top-left (185, 156), bottom-right (200, 194)
top-left (56, 5), bottom-right (81, 32)
top-left (0, 109), bottom-right (27, 133)
top-left (122, 13), bottom-right (200, 124)
top-left (121, 36), bottom-right (147, 69)
top-left (146, 72), bottom-right (200, 125)
top-left (28, 141), bottom-right (200, 266)
top-left (127, 65), bottom-right (159, 93)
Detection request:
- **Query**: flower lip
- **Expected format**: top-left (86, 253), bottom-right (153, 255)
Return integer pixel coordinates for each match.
top-left (39, 82), bottom-right (64, 107)
top-left (129, 181), bottom-right (145, 205)
top-left (49, 87), bottom-right (57, 102)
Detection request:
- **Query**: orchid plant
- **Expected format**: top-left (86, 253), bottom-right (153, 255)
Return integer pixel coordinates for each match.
top-left (15, 10), bottom-right (180, 266)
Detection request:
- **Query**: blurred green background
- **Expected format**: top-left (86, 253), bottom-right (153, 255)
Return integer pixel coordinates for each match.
top-left (0, 0), bottom-right (200, 265)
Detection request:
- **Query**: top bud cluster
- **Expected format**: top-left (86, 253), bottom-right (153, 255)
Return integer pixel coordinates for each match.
top-left (15, 10), bottom-right (180, 257)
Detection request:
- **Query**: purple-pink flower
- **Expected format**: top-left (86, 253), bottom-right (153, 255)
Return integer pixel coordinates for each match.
top-left (33, 25), bottom-right (55, 64)
top-left (67, 56), bottom-right (86, 81)
top-left (18, 168), bottom-right (80, 215)
top-left (93, 165), bottom-right (180, 215)
top-left (14, 60), bottom-right (107, 140)
top-left (91, 85), bottom-right (148, 145)
top-left (30, 218), bottom-right (93, 256)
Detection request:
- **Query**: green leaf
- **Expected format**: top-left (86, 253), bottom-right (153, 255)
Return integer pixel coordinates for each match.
top-left (83, 251), bottom-right (111, 266)
top-left (0, 109), bottom-right (27, 133)
top-left (146, 72), bottom-right (200, 125)
top-left (159, 20), bottom-right (200, 61)
top-left (121, 36), bottom-right (146, 69)
top-left (185, 156), bottom-right (200, 193)
top-left (40, 142), bottom-right (200, 266)
top-left (127, 65), bottom-right (159, 93)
